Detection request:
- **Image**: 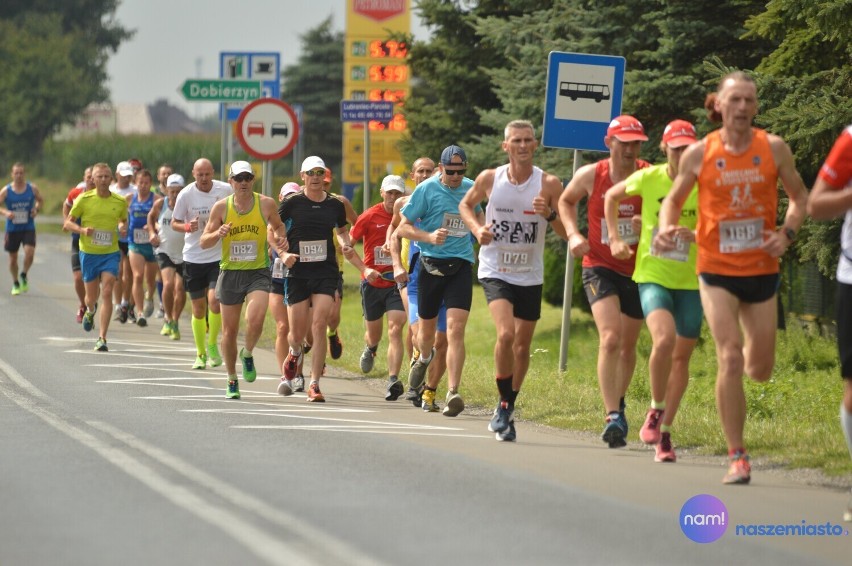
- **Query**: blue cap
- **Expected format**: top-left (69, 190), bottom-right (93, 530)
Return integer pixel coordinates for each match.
top-left (440, 145), bottom-right (467, 165)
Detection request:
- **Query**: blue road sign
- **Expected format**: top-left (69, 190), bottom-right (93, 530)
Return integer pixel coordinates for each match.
top-left (340, 100), bottom-right (394, 122)
top-left (219, 52), bottom-right (281, 121)
top-left (541, 51), bottom-right (625, 152)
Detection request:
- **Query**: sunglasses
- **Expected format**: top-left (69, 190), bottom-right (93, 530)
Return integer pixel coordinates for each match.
top-left (444, 169), bottom-right (467, 176)
top-left (233, 173), bottom-right (254, 182)
top-left (304, 169), bottom-right (326, 177)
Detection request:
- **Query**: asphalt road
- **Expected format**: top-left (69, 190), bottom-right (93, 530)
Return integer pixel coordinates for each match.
top-left (0, 234), bottom-right (849, 565)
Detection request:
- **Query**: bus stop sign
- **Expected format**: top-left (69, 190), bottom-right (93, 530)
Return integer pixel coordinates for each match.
top-left (541, 51), bottom-right (625, 152)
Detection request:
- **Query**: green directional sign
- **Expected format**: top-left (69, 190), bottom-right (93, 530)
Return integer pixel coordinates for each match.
top-left (180, 79), bottom-right (262, 102)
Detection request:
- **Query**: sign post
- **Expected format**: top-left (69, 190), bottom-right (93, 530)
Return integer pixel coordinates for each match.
top-left (235, 98), bottom-right (300, 196)
top-left (340, 100), bottom-right (394, 210)
top-left (542, 51), bottom-right (625, 371)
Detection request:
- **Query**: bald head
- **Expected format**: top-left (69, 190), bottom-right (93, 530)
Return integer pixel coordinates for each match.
top-left (192, 158), bottom-right (215, 191)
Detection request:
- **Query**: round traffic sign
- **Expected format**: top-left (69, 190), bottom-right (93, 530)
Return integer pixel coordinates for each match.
top-left (235, 98), bottom-right (300, 160)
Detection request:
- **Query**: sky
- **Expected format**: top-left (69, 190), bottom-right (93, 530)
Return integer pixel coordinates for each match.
top-left (106, 0), bottom-right (430, 119)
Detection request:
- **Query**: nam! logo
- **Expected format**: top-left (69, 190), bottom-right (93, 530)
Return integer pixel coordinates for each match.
top-left (353, 0), bottom-right (405, 22)
top-left (680, 494), bottom-right (728, 543)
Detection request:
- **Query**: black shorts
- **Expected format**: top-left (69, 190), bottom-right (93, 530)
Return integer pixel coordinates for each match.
top-left (417, 260), bottom-right (473, 319)
top-left (215, 268), bottom-right (271, 306)
top-left (581, 266), bottom-right (643, 319)
top-left (4, 230), bottom-right (35, 253)
top-left (360, 281), bottom-right (404, 321)
top-left (699, 272), bottom-right (779, 304)
top-left (270, 278), bottom-right (286, 296)
top-left (184, 261), bottom-right (220, 300)
top-left (118, 241), bottom-right (129, 256)
top-left (285, 277), bottom-right (338, 306)
top-left (479, 278), bottom-right (543, 321)
top-left (156, 253), bottom-right (183, 276)
top-left (837, 281), bottom-right (852, 379)
top-left (71, 238), bottom-right (81, 272)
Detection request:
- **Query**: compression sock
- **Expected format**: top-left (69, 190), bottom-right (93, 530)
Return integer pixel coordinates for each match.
top-left (191, 316), bottom-right (206, 355)
top-left (207, 311), bottom-right (222, 345)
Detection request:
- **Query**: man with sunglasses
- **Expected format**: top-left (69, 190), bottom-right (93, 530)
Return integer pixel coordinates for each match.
top-left (397, 145), bottom-right (483, 416)
top-left (344, 175), bottom-right (408, 400)
top-left (200, 161), bottom-right (288, 399)
top-left (278, 156), bottom-right (353, 402)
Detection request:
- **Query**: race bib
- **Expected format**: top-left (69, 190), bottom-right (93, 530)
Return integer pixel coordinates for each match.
top-left (374, 246), bottom-right (392, 266)
top-left (719, 218), bottom-right (763, 253)
top-left (600, 217), bottom-right (638, 245)
top-left (442, 213), bottom-right (468, 237)
top-left (650, 227), bottom-right (688, 263)
top-left (272, 257), bottom-right (289, 279)
top-left (133, 228), bottom-right (150, 244)
top-left (299, 239), bottom-right (327, 262)
top-left (497, 247), bottom-right (533, 273)
top-left (229, 241), bottom-right (258, 262)
top-left (91, 229), bottom-right (113, 247)
top-left (11, 211), bottom-right (29, 224)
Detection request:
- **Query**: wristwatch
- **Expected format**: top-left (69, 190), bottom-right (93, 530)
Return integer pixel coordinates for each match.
top-left (783, 227), bottom-right (796, 242)
top-left (546, 208), bottom-right (558, 222)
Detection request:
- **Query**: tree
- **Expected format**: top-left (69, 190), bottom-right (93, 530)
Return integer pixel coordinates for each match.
top-left (0, 1), bottom-right (129, 162)
top-left (281, 17), bottom-right (344, 178)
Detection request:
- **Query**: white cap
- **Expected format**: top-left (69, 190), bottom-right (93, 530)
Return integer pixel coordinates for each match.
top-left (279, 182), bottom-right (301, 198)
top-left (380, 174), bottom-right (406, 193)
top-left (116, 161), bottom-right (134, 177)
top-left (166, 173), bottom-right (185, 187)
top-left (229, 161), bottom-right (253, 177)
top-left (300, 156), bottom-right (326, 172)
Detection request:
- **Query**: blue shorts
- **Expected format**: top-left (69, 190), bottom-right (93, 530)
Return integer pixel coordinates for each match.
top-left (128, 243), bottom-right (156, 262)
top-left (80, 251), bottom-right (121, 283)
top-left (407, 258), bottom-right (447, 332)
top-left (638, 283), bottom-right (703, 339)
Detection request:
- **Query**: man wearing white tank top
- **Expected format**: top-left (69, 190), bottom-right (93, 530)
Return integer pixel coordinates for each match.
top-left (459, 119), bottom-right (567, 441)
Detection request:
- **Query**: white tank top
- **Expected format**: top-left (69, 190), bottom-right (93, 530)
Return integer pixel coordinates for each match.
top-left (156, 199), bottom-right (185, 263)
top-left (478, 164), bottom-right (547, 286)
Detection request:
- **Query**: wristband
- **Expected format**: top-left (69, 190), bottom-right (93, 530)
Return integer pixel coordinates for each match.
top-left (185, 222), bottom-right (191, 233)
top-left (783, 227), bottom-right (796, 242)
top-left (546, 209), bottom-right (558, 222)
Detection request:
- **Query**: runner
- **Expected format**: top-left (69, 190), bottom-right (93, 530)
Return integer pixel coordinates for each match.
top-left (148, 173), bottom-right (186, 340)
top-left (346, 175), bottom-right (407, 400)
top-left (271, 182), bottom-right (301, 396)
top-left (126, 169), bottom-right (158, 328)
top-left (111, 160), bottom-right (137, 322)
top-left (200, 161), bottom-right (288, 399)
top-left (656, 72), bottom-right (808, 484)
top-left (605, 119), bottom-right (702, 462)
top-left (557, 115), bottom-right (651, 448)
top-left (63, 167), bottom-right (95, 321)
top-left (805, 123), bottom-right (852, 518)
top-left (278, 156), bottom-right (353, 402)
top-left (63, 162), bottom-right (129, 352)
top-left (459, 119), bottom-right (566, 441)
top-left (170, 158), bottom-right (233, 369)
top-left (1, 162), bottom-right (44, 295)
top-left (397, 145), bottom-right (482, 416)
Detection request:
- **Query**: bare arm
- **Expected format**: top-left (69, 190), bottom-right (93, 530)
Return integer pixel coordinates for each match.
top-left (535, 172), bottom-right (568, 240)
top-left (147, 198), bottom-right (163, 247)
top-left (262, 196), bottom-right (288, 254)
top-left (768, 135), bottom-right (808, 256)
top-left (557, 163), bottom-right (595, 257)
top-left (460, 169), bottom-right (493, 245)
top-left (655, 143), bottom-right (703, 251)
top-left (808, 178), bottom-right (852, 220)
top-left (199, 199), bottom-right (228, 250)
top-left (603, 179), bottom-right (633, 260)
top-left (31, 185), bottom-right (44, 217)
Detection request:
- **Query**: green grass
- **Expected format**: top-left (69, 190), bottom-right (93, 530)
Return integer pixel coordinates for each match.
top-left (258, 245), bottom-right (852, 479)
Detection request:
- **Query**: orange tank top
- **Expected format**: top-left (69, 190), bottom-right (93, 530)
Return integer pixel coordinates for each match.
top-left (696, 128), bottom-right (779, 276)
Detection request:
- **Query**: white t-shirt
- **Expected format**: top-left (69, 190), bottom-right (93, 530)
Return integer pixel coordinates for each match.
top-left (110, 183), bottom-right (137, 198)
top-left (172, 180), bottom-right (233, 264)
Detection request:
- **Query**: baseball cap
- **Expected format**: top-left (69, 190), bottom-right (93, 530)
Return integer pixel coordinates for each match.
top-left (301, 156), bottom-right (326, 172)
top-left (166, 173), bottom-right (185, 187)
top-left (662, 119), bottom-right (698, 148)
top-left (229, 161), bottom-right (254, 177)
top-left (324, 168), bottom-right (333, 184)
top-left (606, 115), bottom-right (648, 142)
top-left (116, 161), bottom-right (134, 177)
top-left (380, 175), bottom-right (406, 193)
top-left (440, 145), bottom-right (467, 165)
top-left (128, 158), bottom-right (143, 171)
top-left (279, 182), bottom-right (301, 198)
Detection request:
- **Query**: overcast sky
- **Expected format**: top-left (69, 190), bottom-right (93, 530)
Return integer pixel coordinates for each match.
top-left (106, 0), bottom-right (429, 118)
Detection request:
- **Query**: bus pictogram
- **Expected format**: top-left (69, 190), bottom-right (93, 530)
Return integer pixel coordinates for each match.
top-left (559, 81), bottom-right (611, 103)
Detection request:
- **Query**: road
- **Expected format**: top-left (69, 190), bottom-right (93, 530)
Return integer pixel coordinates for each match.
top-left (0, 234), bottom-right (848, 565)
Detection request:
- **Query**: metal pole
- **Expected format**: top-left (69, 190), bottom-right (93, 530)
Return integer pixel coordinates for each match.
top-left (262, 161), bottom-right (271, 197)
top-left (226, 125), bottom-right (234, 178)
top-left (559, 149), bottom-right (583, 372)
top-left (363, 123), bottom-right (370, 211)
top-left (220, 110), bottom-right (227, 181)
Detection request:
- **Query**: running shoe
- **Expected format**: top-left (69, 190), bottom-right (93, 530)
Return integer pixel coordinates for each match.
top-left (655, 432), bottom-right (676, 463)
top-left (118, 304), bottom-right (128, 323)
top-left (408, 348), bottom-right (434, 390)
top-left (19, 277), bottom-right (28, 293)
top-left (207, 343), bottom-right (223, 367)
top-left (160, 321), bottom-right (171, 336)
top-left (488, 400), bottom-right (513, 434)
top-left (136, 316), bottom-right (147, 328)
top-left (443, 391), bottom-right (465, 417)
top-left (143, 298), bottom-right (154, 318)
top-left (82, 310), bottom-right (95, 332)
top-left (722, 451), bottom-right (751, 484)
top-left (11, 283), bottom-right (20, 296)
top-left (156, 306), bottom-right (165, 319)
top-left (409, 346), bottom-right (421, 369)
top-left (192, 353), bottom-right (207, 370)
top-left (240, 348), bottom-right (257, 382)
top-left (639, 408), bottom-right (664, 445)
top-left (496, 420), bottom-right (516, 442)
top-left (307, 381), bottom-right (325, 402)
top-left (169, 322), bottom-right (180, 341)
top-left (277, 377), bottom-right (294, 396)
top-left (844, 489), bottom-right (852, 522)
top-left (602, 413), bottom-right (627, 448)
top-left (127, 305), bottom-right (137, 324)
top-left (385, 377), bottom-right (403, 401)
top-left (76, 306), bottom-right (86, 323)
top-left (226, 379), bottom-right (240, 399)
top-left (293, 374), bottom-right (305, 392)
top-left (421, 388), bottom-right (439, 412)
top-left (283, 351), bottom-right (302, 380)
top-left (359, 345), bottom-right (376, 373)
top-left (94, 337), bottom-right (108, 352)
top-left (328, 332), bottom-right (343, 360)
